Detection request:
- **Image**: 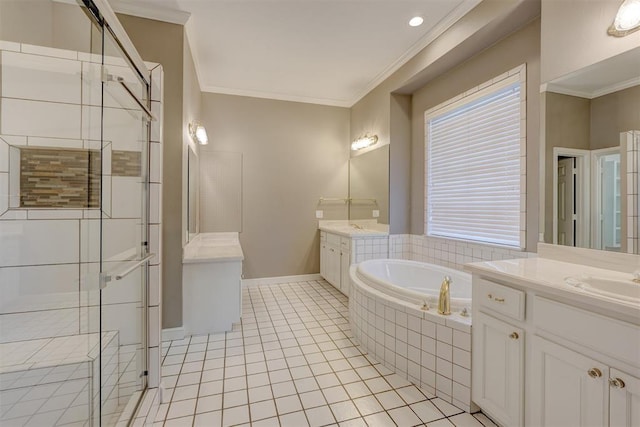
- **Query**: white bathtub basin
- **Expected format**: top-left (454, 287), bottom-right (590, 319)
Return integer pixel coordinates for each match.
top-left (353, 259), bottom-right (472, 311)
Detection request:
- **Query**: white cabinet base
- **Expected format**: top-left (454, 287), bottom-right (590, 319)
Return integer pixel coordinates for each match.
top-left (182, 261), bottom-right (242, 335)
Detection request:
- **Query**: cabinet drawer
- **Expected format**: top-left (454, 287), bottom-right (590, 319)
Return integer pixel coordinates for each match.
top-left (326, 232), bottom-right (341, 245)
top-left (320, 231), bottom-right (326, 241)
top-left (476, 279), bottom-right (525, 321)
top-left (534, 296), bottom-right (640, 368)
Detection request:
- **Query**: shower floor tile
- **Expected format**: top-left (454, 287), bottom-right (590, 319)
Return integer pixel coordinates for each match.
top-left (149, 279), bottom-right (497, 427)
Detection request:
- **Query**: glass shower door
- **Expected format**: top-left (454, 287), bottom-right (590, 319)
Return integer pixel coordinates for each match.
top-left (96, 29), bottom-right (151, 425)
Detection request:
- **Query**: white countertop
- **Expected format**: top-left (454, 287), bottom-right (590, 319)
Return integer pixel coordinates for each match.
top-left (183, 232), bottom-right (244, 264)
top-left (319, 220), bottom-right (389, 238)
top-left (464, 257), bottom-right (640, 324)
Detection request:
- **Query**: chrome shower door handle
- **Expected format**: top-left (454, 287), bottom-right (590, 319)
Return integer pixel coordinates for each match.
top-left (99, 253), bottom-right (155, 289)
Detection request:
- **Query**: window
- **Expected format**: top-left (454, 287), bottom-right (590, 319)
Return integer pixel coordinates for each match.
top-left (425, 66), bottom-right (526, 248)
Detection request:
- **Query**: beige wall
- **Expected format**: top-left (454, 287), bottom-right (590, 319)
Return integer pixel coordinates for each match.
top-left (199, 93), bottom-right (350, 279)
top-left (118, 15), bottom-right (185, 329)
top-left (410, 19), bottom-right (541, 251)
top-left (542, 92), bottom-right (591, 241)
top-left (541, 0), bottom-right (640, 83)
top-left (590, 85), bottom-right (640, 149)
top-left (389, 94), bottom-right (412, 234)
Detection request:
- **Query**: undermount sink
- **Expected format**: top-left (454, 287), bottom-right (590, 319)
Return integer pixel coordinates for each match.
top-left (565, 275), bottom-right (640, 303)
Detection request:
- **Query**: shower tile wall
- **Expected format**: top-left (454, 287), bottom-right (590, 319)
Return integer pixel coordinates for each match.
top-left (625, 133), bottom-right (638, 254)
top-left (0, 41), bottom-right (164, 423)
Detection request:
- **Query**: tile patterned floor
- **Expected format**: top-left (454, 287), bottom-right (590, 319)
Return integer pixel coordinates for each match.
top-left (149, 280), bottom-right (497, 427)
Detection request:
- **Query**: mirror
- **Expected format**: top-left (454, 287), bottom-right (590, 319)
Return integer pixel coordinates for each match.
top-left (187, 145), bottom-right (198, 241)
top-left (349, 145), bottom-right (389, 224)
top-left (542, 47), bottom-right (640, 253)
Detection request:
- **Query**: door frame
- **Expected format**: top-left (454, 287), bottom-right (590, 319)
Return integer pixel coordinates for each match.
top-left (552, 147), bottom-right (591, 247)
top-left (590, 146), bottom-right (621, 250)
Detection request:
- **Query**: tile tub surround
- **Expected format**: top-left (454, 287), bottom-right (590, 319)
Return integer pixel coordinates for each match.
top-left (389, 234), bottom-right (536, 269)
top-left (350, 270), bottom-right (476, 413)
top-left (143, 280), bottom-right (494, 427)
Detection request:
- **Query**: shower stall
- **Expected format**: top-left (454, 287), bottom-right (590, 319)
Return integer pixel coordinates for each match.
top-left (0, 0), bottom-right (163, 425)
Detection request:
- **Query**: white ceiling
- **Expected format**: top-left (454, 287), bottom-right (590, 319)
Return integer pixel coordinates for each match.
top-left (544, 46), bottom-right (640, 99)
top-left (112, 0), bottom-right (482, 107)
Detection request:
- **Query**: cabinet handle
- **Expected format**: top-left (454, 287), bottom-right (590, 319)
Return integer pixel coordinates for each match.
top-left (587, 368), bottom-right (602, 378)
top-left (487, 294), bottom-right (505, 303)
top-left (509, 332), bottom-right (519, 340)
top-left (330, 248), bottom-right (335, 252)
top-left (609, 378), bottom-right (626, 388)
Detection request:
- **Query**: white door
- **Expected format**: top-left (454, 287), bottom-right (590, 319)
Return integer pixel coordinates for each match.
top-left (529, 336), bottom-right (608, 427)
top-left (472, 312), bottom-right (524, 427)
top-left (557, 157), bottom-right (576, 246)
top-left (610, 368), bottom-right (640, 427)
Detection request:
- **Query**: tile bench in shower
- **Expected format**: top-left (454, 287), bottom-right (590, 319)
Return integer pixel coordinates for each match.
top-left (0, 331), bottom-right (119, 426)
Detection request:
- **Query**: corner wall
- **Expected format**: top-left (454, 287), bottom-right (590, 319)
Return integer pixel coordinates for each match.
top-left (118, 15), bottom-right (185, 329)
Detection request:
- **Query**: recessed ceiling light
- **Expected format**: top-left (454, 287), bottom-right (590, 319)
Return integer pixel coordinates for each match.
top-left (409, 16), bottom-right (424, 27)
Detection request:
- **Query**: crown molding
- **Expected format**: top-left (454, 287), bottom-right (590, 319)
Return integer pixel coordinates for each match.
top-left (543, 77), bottom-right (640, 99)
top-left (200, 85), bottom-right (352, 108)
top-left (109, 0), bottom-right (191, 25)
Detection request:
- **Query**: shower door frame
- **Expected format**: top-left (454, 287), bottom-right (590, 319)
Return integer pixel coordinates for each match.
top-left (81, 0), bottom-right (154, 424)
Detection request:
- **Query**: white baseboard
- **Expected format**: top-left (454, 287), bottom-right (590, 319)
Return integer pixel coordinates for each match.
top-left (161, 327), bottom-right (185, 342)
top-left (242, 273), bottom-right (323, 287)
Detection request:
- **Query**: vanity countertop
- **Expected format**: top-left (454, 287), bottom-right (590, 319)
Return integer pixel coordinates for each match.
top-left (183, 232), bottom-right (244, 264)
top-left (465, 257), bottom-right (640, 324)
top-left (319, 220), bottom-right (389, 238)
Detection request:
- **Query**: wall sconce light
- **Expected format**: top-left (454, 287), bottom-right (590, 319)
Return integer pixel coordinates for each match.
top-left (189, 121), bottom-right (208, 145)
top-left (608, 0), bottom-right (640, 36)
top-left (351, 134), bottom-right (378, 151)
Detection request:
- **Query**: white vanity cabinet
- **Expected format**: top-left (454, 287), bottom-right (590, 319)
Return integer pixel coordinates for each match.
top-left (529, 296), bottom-right (640, 427)
top-left (469, 266), bottom-right (640, 427)
top-left (320, 231), bottom-right (350, 295)
top-left (529, 336), bottom-right (608, 427)
top-left (472, 279), bottom-right (525, 427)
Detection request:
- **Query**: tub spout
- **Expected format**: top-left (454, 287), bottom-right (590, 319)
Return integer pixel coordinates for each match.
top-left (438, 276), bottom-right (451, 315)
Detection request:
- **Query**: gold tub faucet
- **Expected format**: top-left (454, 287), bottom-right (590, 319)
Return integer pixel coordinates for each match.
top-left (438, 276), bottom-right (452, 315)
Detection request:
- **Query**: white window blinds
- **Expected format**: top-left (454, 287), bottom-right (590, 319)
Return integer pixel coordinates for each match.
top-left (426, 79), bottom-right (523, 248)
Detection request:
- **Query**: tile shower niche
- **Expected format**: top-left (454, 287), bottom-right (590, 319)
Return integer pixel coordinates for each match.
top-left (5, 145), bottom-right (143, 211)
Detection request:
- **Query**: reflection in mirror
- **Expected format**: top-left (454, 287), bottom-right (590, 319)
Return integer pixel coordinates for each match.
top-left (543, 49), bottom-right (639, 253)
top-left (349, 145), bottom-right (389, 224)
top-left (187, 145), bottom-right (198, 241)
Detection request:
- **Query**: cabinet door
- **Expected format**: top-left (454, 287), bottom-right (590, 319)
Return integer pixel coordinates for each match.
top-left (610, 368), bottom-right (640, 427)
top-left (340, 248), bottom-right (350, 296)
top-left (529, 336), bottom-right (608, 427)
top-left (326, 244), bottom-right (340, 288)
top-left (472, 312), bottom-right (524, 427)
top-left (320, 243), bottom-right (327, 280)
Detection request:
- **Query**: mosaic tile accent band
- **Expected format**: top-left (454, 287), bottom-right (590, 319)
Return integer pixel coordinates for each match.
top-left (18, 148), bottom-right (142, 208)
top-left (20, 147), bottom-right (100, 208)
top-left (111, 150), bottom-right (142, 177)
